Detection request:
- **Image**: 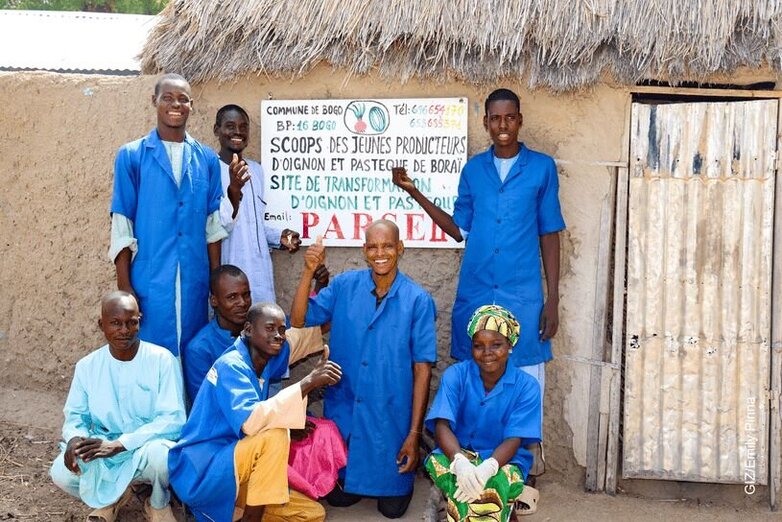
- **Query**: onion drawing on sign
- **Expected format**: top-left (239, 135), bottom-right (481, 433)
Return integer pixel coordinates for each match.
top-left (350, 102), bottom-right (367, 133)
top-left (344, 100), bottom-right (389, 135)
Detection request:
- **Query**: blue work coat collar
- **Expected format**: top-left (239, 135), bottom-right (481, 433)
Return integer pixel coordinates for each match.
top-left (468, 359), bottom-right (518, 400)
top-left (359, 268), bottom-right (405, 327)
top-left (234, 336), bottom-right (255, 374)
top-left (232, 335), bottom-right (286, 396)
top-left (209, 317), bottom-right (237, 344)
top-left (481, 142), bottom-right (530, 186)
top-left (144, 128), bottom-right (195, 187)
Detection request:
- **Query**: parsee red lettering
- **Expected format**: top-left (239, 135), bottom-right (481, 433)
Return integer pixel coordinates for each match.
top-left (301, 212), bottom-right (319, 239)
top-left (352, 213), bottom-right (373, 240)
top-left (324, 214), bottom-right (345, 240)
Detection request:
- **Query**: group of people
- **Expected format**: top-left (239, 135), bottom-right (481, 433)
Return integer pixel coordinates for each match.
top-left (49, 73), bottom-right (565, 522)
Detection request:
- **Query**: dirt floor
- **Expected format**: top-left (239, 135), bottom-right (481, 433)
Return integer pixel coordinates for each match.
top-left (0, 386), bottom-right (777, 522)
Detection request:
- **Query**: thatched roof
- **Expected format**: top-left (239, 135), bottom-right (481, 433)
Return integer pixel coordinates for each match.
top-left (140, 0), bottom-right (782, 91)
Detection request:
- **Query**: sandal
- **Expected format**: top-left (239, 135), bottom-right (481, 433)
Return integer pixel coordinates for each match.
top-left (144, 497), bottom-right (177, 522)
top-left (86, 487), bottom-right (133, 522)
top-left (514, 485), bottom-right (539, 516)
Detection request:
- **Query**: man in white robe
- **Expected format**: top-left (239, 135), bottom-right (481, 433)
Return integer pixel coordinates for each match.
top-left (50, 291), bottom-right (186, 522)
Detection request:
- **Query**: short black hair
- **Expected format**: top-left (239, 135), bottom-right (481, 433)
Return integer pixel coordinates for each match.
top-left (246, 302), bottom-right (284, 326)
top-left (209, 264), bottom-right (247, 294)
top-left (154, 73), bottom-right (190, 97)
top-left (215, 104), bottom-right (250, 127)
top-left (485, 88), bottom-right (521, 114)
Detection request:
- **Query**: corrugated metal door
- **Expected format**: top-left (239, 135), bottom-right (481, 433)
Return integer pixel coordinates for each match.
top-left (623, 99), bottom-right (778, 483)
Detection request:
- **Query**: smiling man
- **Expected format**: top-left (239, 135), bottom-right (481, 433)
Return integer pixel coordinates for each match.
top-left (182, 264), bottom-right (328, 403)
top-left (182, 264), bottom-right (253, 402)
top-left (110, 73), bottom-right (227, 358)
top-left (169, 302), bottom-right (342, 522)
top-left (50, 292), bottom-right (185, 522)
top-left (291, 220), bottom-right (437, 518)
top-left (214, 104), bottom-right (302, 303)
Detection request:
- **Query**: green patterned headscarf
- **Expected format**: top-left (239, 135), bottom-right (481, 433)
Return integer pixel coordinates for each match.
top-left (467, 304), bottom-right (520, 347)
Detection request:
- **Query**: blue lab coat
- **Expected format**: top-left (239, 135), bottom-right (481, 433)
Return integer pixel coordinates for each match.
top-left (111, 129), bottom-right (223, 356)
top-left (425, 360), bottom-right (542, 477)
top-left (168, 336), bottom-right (289, 522)
top-left (452, 143), bottom-right (565, 366)
top-left (304, 269), bottom-right (437, 496)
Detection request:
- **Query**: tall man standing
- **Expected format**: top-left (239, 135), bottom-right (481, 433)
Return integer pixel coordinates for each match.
top-left (291, 220), bottom-right (437, 519)
top-left (110, 73), bottom-right (226, 357)
top-left (391, 88), bottom-right (564, 398)
top-left (392, 89), bottom-right (564, 483)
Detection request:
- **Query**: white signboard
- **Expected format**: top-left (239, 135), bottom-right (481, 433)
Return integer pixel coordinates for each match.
top-left (260, 98), bottom-right (468, 247)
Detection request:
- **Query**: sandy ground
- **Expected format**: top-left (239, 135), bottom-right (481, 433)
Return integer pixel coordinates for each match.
top-left (0, 386), bottom-right (776, 522)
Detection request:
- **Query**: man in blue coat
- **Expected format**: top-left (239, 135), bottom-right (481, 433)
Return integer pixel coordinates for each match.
top-left (291, 220), bottom-right (437, 518)
top-left (109, 73), bottom-right (226, 357)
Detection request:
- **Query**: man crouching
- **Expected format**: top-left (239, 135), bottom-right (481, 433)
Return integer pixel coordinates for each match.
top-left (50, 291), bottom-right (186, 521)
top-left (168, 302), bottom-right (342, 522)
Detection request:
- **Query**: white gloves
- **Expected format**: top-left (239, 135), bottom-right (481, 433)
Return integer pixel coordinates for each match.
top-left (474, 458), bottom-right (499, 489)
top-left (450, 453), bottom-right (480, 502)
top-left (450, 454), bottom-right (499, 503)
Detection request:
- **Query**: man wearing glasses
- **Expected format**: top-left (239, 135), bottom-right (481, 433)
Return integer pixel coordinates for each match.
top-left (109, 73), bottom-right (227, 359)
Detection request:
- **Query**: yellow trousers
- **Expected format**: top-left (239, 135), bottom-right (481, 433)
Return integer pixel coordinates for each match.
top-left (233, 428), bottom-right (325, 522)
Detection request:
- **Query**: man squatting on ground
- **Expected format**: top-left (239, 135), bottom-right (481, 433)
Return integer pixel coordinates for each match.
top-left (110, 73), bottom-right (227, 359)
top-left (169, 302), bottom-right (343, 522)
top-left (182, 264), bottom-right (347, 510)
top-left (50, 291), bottom-right (185, 522)
top-left (392, 88), bottom-right (565, 480)
top-left (291, 220), bottom-right (437, 519)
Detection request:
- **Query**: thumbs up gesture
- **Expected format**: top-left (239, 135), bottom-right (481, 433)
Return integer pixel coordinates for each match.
top-left (304, 235), bottom-right (326, 272)
top-left (309, 344), bottom-right (341, 387)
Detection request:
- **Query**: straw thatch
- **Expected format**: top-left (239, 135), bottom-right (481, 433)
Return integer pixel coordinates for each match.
top-left (140, 0), bottom-right (782, 91)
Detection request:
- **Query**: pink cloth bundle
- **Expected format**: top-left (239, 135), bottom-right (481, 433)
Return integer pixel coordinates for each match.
top-left (288, 417), bottom-right (347, 499)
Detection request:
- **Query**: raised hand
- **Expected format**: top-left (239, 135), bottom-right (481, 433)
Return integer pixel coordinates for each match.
top-left (312, 264), bottom-right (330, 293)
top-left (300, 345), bottom-right (341, 396)
top-left (228, 153), bottom-right (250, 193)
top-left (303, 235), bottom-right (326, 272)
top-left (391, 166), bottom-right (416, 193)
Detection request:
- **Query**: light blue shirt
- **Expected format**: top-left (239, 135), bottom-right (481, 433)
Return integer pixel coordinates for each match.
top-left (60, 342), bottom-right (185, 508)
top-left (493, 152), bottom-right (519, 183)
top-left (218, 159), bottom-right (282, 303)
